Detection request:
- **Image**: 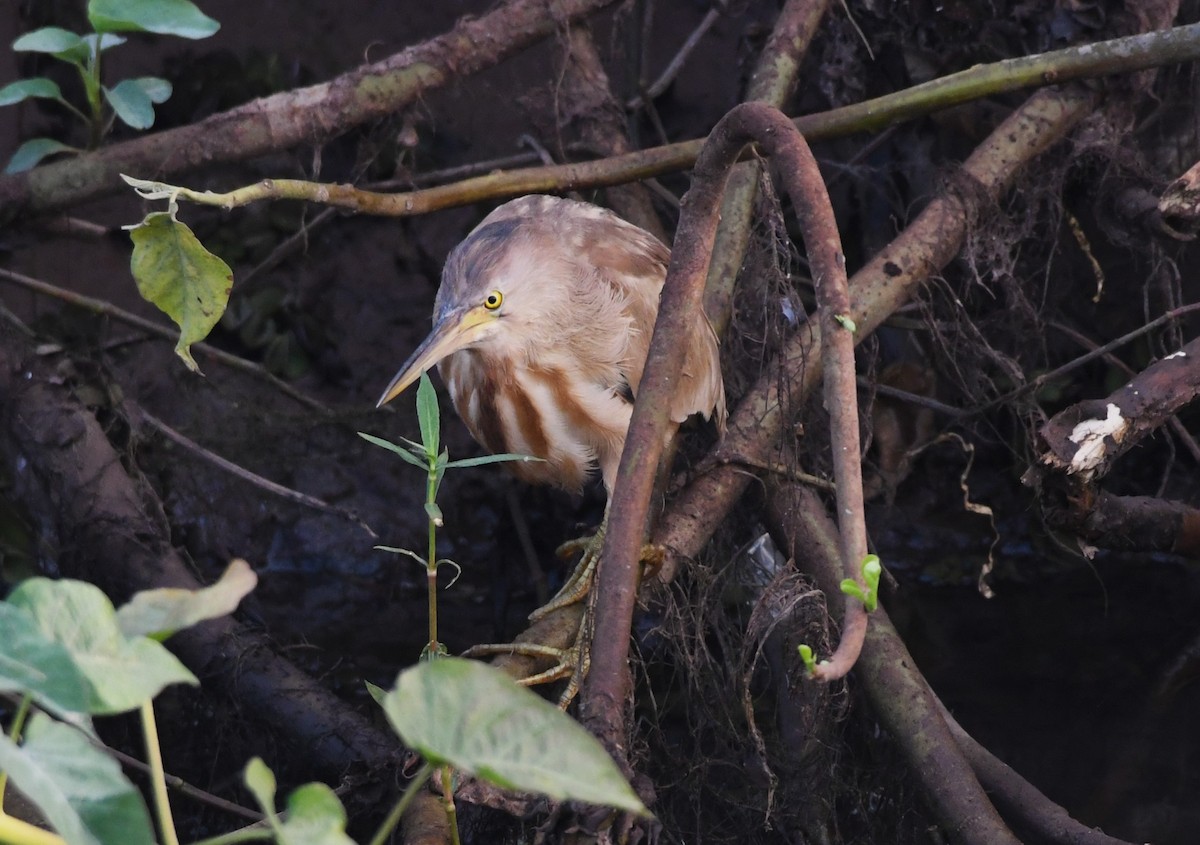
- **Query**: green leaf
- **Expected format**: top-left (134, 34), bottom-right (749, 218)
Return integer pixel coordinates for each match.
top-left (4, 137), bottom-right (75, 173)
top-left (416, 371), bottom-right (439, 459)
top-left (277, 783), bottom-right (355, 845)
top-left (82, 32), bottom-right (127, 54)
top-left (445, 453), bottom-right (542, 469)
top-left (796, 643), bottom-right (816, 676)
top-left (357, 432), bottom-right (429, 471)
top-left (127, 210), bottom-right (234, 372)
top-left (424, 501), bottom-right (443, 527)
top-left (0, 77), bottom-right (64, 107)
top-left (383, 658), bottom-right (649, 815)
top-left (131, 76), bottom-right (171, 103)
top-left (243, 759), bottom-right (353, 845)
top-left (116, 558), bottom-right (256, 640)
top-left (87, 0), bottom-right (220, 39)
top-left (103, 80), bottom-right (153, 129)
top-left (104, 77), bottom-right (172, 129)
top-left (244, 757), bottom-right (277, 816)
top-left (364, 680), bottom-right (387, 706)
top-left (0, 602), bottom-right (92, 714)
top-left (0, 712), bottom-right (156, 845)
top-left (12, 27), bottom-right (85, 55)
top-left (8, 578), bottom-right (197, 715)
top-left (244, 757), bottom-right (278, 822)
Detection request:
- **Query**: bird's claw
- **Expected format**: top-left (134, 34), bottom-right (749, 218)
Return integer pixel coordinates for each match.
top-left (463, 633), bottom-right (590, 709)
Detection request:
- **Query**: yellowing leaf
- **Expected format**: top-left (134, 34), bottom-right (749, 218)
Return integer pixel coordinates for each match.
top-left (116, 559), bottom-right (257, 640)
top-left (128, 211), bottom-right (233, 372)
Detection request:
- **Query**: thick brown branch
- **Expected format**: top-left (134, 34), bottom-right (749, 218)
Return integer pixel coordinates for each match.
top-left (936, 703), bottom-right (1140, 845)
top-left (650, 84), bottom-right (1097, 584)
top-left (585, 102), bottom-right (853, 752)
top-left (705, 0), bottom-right (834, 337)
top-left (766, 482), bottom-right (1023, 845)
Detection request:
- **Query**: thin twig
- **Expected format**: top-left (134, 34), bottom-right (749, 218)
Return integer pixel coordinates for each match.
top-left (98, 740), bottom-right (264, 823)
top-left (625, 8), bottom-right (721, 110)
top-left (135, 406), bottom-right (378, 540)
top-left (0, 267), bottom-right (330, 413)
top-left (859, 375), bottom-right (965, 417)
top-left (981, 302), bottom-right (1200, 411)
top-left (585, 102), bottom-right (857, 747)
top-left (714, 452), bottom-right (837, 492)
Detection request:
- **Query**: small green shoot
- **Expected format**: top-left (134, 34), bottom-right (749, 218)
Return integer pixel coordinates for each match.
top-left (360, 370), bottom-right (539, 659)
top-left (797, 643), bottom-right (817, 676)
top-left (839, 554), bottom-right (882, 612)
top-left (834, 313), bottom-right (857, 333)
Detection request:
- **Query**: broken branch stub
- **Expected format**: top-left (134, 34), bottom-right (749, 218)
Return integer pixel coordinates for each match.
top-left (1028, 335), bottom-right (1200, 555)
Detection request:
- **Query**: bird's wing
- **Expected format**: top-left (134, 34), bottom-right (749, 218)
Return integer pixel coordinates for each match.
top-left (577, 208), bottom-right (726, 431)
top-left (587, 222), bottom-right (666, 400)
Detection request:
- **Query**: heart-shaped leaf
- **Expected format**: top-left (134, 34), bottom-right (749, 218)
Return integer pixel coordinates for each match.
top-left (383, 658), bottom-right (648, 815)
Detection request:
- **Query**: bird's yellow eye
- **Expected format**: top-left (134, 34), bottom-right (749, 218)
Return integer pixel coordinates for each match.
top-left (484, 290), bottom-right (503, 311)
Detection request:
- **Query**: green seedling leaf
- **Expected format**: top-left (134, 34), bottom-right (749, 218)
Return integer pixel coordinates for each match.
top-left (424, 501), bottom-right (444, 527)
top-left (243, 759), bottom-right (354, 845)
top-left (358, 432), bottom-right (429, 470)
top-left (834, 314), bottom-right (857, 333)
top-left (0, 602), bottom-right (92, 714)
top-left (105, 77), bottom-right (171, 129)
top-left (364, 680), bottom-right (387, 706)
top-left (5, 137), bottom-right (76, 173)
top-left (374, 545), bottom-right (427, 566)
top-left (436, 558), bottom-right (462, 588)
top-left (416, 371), bottom-right (439, 459)
top-left (81, 32), bottom-right (127, 55)
top-left (12, 27), bottom-right (85, 55)
top-left (116, 558), bottom-right (256, 640)
top-left (244, 757), bottom-right (278, 820)
top-left (88, 0), bottom-right (220, 39)
top-left (797, 643), bottom-right (816, 676)
top-left (0, 712), bottom-right (155, 845)
top-left (8, 578), bottom-right (197, 714)
top-left (445, 453), bottom-right (543, 469)
top-left (277, 783), bottom-right (355, 845)
top-left (839, 554), bottom-right (882, 613)
top-left (383, 658), bottom-right (649, 815)
top-left (0, 77), bottom-right (63, 106)
top-left (104, 81), bottom-right (152, 130)
top-left (127, 210), bottom-right (233, 372)
top-left (419, 641), bottom-right (449, 662)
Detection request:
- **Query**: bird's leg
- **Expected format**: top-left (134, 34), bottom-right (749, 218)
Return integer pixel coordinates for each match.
top-left (529, 510), bottom-right (609, 622)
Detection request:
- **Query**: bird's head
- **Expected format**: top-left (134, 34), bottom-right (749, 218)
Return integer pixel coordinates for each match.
top-left (376, 212), bottom-right (554, 408)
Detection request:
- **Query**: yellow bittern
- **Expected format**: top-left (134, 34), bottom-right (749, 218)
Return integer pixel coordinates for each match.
top-left (377, 194), bottom-right (725, 678)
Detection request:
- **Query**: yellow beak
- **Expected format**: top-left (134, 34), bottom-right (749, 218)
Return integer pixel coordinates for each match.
top-left (376, 305), bottom-right (494, 407)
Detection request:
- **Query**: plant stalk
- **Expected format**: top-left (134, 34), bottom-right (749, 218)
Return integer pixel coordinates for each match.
top-left (140, 699), bottom-right (181, 845)
top-left (0, 694), bottom-right (32, 808)
top-left (368, 762), bottom-right (434, 845)
top-left (427, 468), bottom-right (439, 654)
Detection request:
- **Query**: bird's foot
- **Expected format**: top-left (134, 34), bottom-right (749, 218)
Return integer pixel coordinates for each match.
top-left (528, 527), bottom-right (606, 622)
top-left (466, 532), bottom-right (660, 709)
top-left (531, 527), bottom-right (666, 622)
top-left (462, 604), bottom-right (592, 709)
